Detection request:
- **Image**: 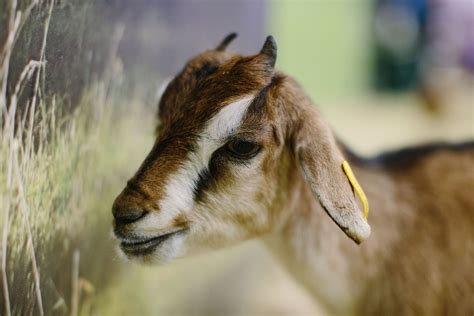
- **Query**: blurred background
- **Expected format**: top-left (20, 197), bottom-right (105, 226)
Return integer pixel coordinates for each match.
top-left (1, 0), bottom-right (472, 315)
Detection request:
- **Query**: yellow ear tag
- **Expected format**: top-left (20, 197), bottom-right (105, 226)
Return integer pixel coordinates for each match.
top-left (342, 160), bottom-right (369, 220)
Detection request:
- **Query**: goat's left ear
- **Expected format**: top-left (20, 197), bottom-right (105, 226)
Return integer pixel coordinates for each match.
top-left (259, 35), bottom-right (277, 68)
top-left (216, 32), bottom-right (238, 51)
top-left (294, 106), bottom-right (371, 244)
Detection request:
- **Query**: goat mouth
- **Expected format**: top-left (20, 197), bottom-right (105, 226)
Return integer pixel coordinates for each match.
top-left (119, 229), bottom-right (186, 256)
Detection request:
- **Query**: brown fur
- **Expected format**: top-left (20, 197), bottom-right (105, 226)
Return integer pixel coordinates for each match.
top-left (112, 35), bottom-right (474, 315)
top-left (262, 76), bottom-right (474, 315)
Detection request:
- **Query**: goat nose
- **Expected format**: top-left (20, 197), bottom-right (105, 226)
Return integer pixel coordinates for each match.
top-left (113, 185), bottom-right (149, 225)
top-left (113, 206), bottom-right (146, 225)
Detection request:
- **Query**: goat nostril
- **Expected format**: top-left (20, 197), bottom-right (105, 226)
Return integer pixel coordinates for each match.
top-left (113, 208), bottom-right (146, 225)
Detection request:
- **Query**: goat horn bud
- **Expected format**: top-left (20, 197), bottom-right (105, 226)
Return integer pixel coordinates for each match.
top-left (216, 32), bottom-right (238, 51)
top-left (260, 35), bottom-right (277, 68)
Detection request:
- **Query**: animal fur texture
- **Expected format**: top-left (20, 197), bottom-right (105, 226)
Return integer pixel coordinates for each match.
top-left (112, 34), bottom-right (474, 315)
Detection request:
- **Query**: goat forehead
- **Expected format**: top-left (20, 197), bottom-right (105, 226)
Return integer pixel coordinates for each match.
top-left (135, 95), bottom-right (255, 192)
top-left (166, 95), bottom-right (255, 172)
top-left (160, 94), bottom-right (255, 139)
top-left (202, 95), bottom-right (255, 140)
top-left (156, 95), bottom-right (255, 212)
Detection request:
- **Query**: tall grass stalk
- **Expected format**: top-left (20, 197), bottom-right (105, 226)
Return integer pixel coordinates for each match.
top-left (25, 0), bottom-right (54, 172)
top-left (0, 0), bottom-right (134, 313)
top-left (0, 74), bottom-right (127, 314)
top-left (70, 250), bottom-right (80, 316)
top-left (12, 144), bottom-right (44, 315)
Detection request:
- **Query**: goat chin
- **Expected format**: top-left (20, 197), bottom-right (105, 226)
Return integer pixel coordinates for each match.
top-left (117, 232), bottom-right (188, 265)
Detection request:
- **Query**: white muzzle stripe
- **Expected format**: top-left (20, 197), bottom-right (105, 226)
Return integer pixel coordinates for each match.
top-left (137, 95), bottom-right (255, 231)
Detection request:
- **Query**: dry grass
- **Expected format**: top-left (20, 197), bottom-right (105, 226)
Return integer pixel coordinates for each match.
top-left (2, 75), bottom-right (100, 314)
top-left (0, 70), bottom-right (150, 314)
top-left (0, 1), bottom-right (142, 314)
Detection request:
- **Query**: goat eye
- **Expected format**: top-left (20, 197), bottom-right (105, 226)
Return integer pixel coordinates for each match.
top-left (226, 140), bottom-right (260, 159)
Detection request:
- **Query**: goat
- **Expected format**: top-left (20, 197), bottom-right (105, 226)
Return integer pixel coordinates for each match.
top-left (112, 33), bottom-right (474, 315)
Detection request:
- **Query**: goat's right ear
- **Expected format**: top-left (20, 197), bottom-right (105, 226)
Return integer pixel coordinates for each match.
top-left (293, 106), bottom-right (371, 244)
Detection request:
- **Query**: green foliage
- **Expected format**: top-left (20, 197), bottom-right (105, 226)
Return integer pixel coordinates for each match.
top-left (270, 0), bottom-right (373, 103)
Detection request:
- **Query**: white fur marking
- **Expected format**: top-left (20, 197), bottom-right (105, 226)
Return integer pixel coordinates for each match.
top-left (139, 95), bottom-right (255, 231)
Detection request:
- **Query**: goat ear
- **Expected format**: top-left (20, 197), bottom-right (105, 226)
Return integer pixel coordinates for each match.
top-left (259, 35), bottom-right (277, 68)
top-left (294, 107), bottom-right (370, 244)
top-left (216, 32), bottom-right (238, 51)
